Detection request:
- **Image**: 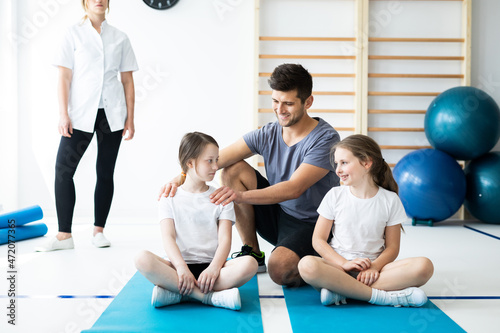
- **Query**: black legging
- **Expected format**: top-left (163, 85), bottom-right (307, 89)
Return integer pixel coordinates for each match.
top-left (55, 109), bottom-right (122, 233)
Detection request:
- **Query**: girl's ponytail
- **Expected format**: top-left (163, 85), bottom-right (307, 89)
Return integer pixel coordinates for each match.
top-left (374, 159), bottom-right (399, 194)
top-left (179, 171), bottom-right (187, 186)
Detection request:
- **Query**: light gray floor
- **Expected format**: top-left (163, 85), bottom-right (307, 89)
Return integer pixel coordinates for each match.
top-left (1, 217), bottom-right (499, 332)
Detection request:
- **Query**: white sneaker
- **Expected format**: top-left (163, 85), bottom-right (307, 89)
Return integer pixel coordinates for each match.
top-left (320, 288), bottom-right (347, 306)
top-left (35, 236), bottom-right (74, 252)
top-left (151, 286), bottom-right (182, 308)
top-left (387, 287), bottom-right (428, 307)
top-left (210, 288), bottom-right (241, 310)
top-left (92, 233), bottom-right (111, 248)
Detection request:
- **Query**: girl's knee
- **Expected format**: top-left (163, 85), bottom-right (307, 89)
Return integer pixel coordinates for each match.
top-left (239, 256), bottom-right (259, 277)
top-left (249, 257), bottom-right (259, 274)
top-left (418, 257), bottom-right (434, 280)
top-left (225, 256), bottom-right (258, 280)
top-left (297, 256), bottom-right (320, 281)
top-left (408, 257), bottom-right (433, 284)
top-left (134, 250), bottom-right (154, 272)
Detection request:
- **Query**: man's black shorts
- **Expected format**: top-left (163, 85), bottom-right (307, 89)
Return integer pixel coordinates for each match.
top-left (253, 169), bottom-right (317, 258)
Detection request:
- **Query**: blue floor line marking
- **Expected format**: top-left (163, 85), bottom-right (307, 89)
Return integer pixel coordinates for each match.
top-left (464, 224), bottom-right (500, 240)
top-left (259, 295), bottom-right (500, 300)
top-left (62, 295), bottom-right (113, 298)
top-left (2, 294), bottom-right (499, 300)
top-left (429, 296), bottom-right (500, 300)
top-left (260, 295), bottom-right (500, 300)
top-left (0, 295), bottom-right (115, 299)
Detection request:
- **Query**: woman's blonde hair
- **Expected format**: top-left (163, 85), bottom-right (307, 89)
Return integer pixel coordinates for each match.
top-left (332, 134), bottom-right (399, 194)
top-left (81, 0), bottom-right (110, 22)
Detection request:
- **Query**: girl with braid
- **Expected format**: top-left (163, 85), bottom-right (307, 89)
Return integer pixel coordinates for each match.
top-left (135, 132), bottom-right (257, 310)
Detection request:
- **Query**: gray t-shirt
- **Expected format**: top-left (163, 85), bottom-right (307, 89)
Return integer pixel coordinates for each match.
top-left (243, 117), bottom-right (340, 223)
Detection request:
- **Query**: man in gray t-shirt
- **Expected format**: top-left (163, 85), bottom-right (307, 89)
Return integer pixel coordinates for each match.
top-left (161, 64), bottom-right (340, 287)
top-left (243, 117), bottom-right (339, 224)
top-left (210, 64), bottom-right (340, 287)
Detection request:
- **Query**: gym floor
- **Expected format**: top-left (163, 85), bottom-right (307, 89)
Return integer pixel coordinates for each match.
top-left (0, 216), bottom-right (499, 333)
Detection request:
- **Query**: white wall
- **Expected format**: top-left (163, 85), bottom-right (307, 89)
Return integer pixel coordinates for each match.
top-left (257, 0), bottom-right (500, 166)
top-left (471, 0), bottom-right (500, 151)
top-left (0, 0), bottom-right (18, 213)
top-left (1, 0), bottom-right (499, 218)
top-left (1, 0), bottom-right (255, 218)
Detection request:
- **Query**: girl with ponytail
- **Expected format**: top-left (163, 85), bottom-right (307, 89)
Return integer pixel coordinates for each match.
top-left (298, 134), bottom-right (434, 308)
top-left (135, 132), bottom-right (258, 311)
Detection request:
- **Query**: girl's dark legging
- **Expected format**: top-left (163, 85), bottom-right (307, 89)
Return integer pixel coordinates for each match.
top-left (55, 109), bottom-right (122, 233)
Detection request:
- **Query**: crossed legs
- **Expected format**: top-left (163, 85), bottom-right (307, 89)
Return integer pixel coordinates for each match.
top-left (134, 250), bottom-right (258, 301)
top-left (298, 256), bottom-right (434, 301)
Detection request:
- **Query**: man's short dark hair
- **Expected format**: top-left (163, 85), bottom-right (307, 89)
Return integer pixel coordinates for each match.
top-left (268, 63), bottom-right (313, 104)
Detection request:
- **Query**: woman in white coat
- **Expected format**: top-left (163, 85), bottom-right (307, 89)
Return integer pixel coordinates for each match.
top-left (36, 0), bottom-right (138, 251)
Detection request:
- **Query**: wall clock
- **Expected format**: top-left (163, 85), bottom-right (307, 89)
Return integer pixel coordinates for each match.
top-left (143, 0), bottom-right (180, 10)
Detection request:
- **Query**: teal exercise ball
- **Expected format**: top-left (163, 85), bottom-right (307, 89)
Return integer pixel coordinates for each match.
top-left (425, 86), bottom-right (500, 161)
top-left (464, 152), bottom-right (500, 224)
top-left (393, 149), bottom-right (466, 222)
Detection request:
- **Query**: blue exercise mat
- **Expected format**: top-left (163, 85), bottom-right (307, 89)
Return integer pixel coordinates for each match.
top-left (0, 205), bottom-right (43, 229)
top-left (283, 285), bottom-right (465, 332)
top-left (83, 272), bottom-right (263, 333)
top-left (0, 222), bottom-right (48, 245)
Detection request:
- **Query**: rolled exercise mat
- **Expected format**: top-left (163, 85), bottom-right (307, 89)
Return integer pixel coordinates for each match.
top-left (0, 222), bottom-right (48, 245)
top-left (0, 205), bottom-right (44, 229)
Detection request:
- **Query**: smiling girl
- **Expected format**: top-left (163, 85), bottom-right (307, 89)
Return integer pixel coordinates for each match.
top-left (298, 134), bottom-right (434, 307)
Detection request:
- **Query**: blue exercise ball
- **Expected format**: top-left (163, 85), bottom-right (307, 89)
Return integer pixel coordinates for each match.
top-left (393, 149), bottom-right (466, 222)
top-left (425, 86), bottom-right (500, 160)
top-left (464, 152), bottom-right (500, 224)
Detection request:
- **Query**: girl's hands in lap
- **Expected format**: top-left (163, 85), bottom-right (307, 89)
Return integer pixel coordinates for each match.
top-left (177, 267), bottom-right (196, 295)
top-left (197, 266), bottom-right (220, 294)
top-left (342, 257), bottom-right (371, 272)
top-left (357, 268), bottom-right (380, 286)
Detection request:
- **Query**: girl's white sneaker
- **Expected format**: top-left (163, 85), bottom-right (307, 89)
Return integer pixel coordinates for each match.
top-left (209, 288), bottom-right (241, 310)
top-left (387, 287), bottom-right (428, 307)
top-left (151, 286), bottom-right (182, 308)
top-left (320, 288), bottom-right (347, 306)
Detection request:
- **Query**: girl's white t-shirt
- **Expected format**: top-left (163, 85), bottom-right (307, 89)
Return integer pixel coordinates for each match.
top-left (158, 186), bottom-right (235, 264)
top-left (317, 186), bottom-right (408, 261)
